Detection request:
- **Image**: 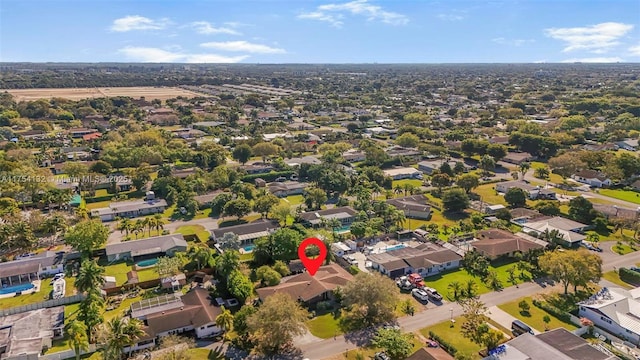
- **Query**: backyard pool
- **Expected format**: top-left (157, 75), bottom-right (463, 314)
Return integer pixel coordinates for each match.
top-left (136, 258), bottom-right (158, 267)
top-left (243, 245), bottom-right (255, 253)
top-left (385, 244), bottom-right (407, 252)
top-left (0, 283), bottom-right (35, 295)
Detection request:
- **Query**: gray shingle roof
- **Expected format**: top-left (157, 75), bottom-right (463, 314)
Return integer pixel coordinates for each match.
top-left (105, 234), bottom-right (186, 256)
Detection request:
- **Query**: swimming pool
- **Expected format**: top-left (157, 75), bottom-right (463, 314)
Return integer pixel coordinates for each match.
top-left (0, 283), bottom-right (34, 295)
top-left (136, 258), bottom-right (158, 267)
top-left (243, 245), bottom-right (255, 252)
top-left (386, 244), bottom-right (407, 252)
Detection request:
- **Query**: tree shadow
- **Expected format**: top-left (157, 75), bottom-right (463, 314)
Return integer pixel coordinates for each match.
top-left (218, 219), bottom-right (248, 228)
top-left (442, 211), bottom-right (470, 221)
top-left (519, 310), bottom-right (531, 317)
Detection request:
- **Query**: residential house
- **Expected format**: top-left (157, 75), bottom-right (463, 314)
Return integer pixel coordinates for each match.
top-left (483, 328), bottom-right (614, 360)
top-left (417, 160), bottom-right (461, 175)
top-left (383, 167), bottom-right (423, 180)
top-left (593, 204), bottom-right (640, 220)
top-left (82, 132), bottom-right (102, 142)
top-left (631, 180), bottom-right (640, 192)
top-left (616, 139), bottom-right (639, 151)
top-left (256, 264), bottom-right (353, 306)
top-left (495, 180), bottom-right (537, 194)
top-left (127, 289), bottom-right (223, 352)
top-left (509, 208), bottom-right (546, 224)
top-left (239, 163), bottom-right (275, 174)
top-left (18, 130), bottom-right (47, 140)
top-left (489, 136), bottom-right (510, 145)
top-left (386, 146), bottom-right (423, 161)
top-left (342, 149), bottom-right (366, 163)
top-left (386, 195), bottom-right (432, 219)
top-left (210, 219), bottom-right (279, 246)
top-left (579, 287), bottom-right (640, 346)
top-left (193, 191), bottom-right (222, 207)
top-left (171, 128), bottom-right (206, 139)
top-left (67, 128), bottom-right (98, 138)
top-left (105, 234), bottom-right (187, 262)
top-left (407, 347), bottom-right (454, 360)
top-left (147, 108), bottom-right (180, 126)
top-left (572, 170), bottom-right (612, 188)
top-left (0, 252), bottom-right (64, 287)
top-left (473, 229), bottom-right (546, 260)
top-left (365, 126), bottom-right (397, 137)
top-left (502, 152), bottom-right (534, 165)
top-left (484, 204), bottom-right (507, 215)
top-left (331, 242), bottom-right (352, 258)
top-left (284, 156), bottom-right (321, 167)
top-left (90, 198), bottom-right (167, 222)
top-left (367, 243), bottom-right (462, 279)
top-left (161, 273), bottom-right (187, 291)
top-left (298, 207), bottom-right (357, 228)
top-left (0, 307), bottom-right (65, 360)
top-left (267, 181), bottom-right (308, 197)
top-left (521, 216), bottom-right (588, 247)
top-left (528, 188), bottom-right (558, 200)
top-left (263, 132), bottom-right (293, 141)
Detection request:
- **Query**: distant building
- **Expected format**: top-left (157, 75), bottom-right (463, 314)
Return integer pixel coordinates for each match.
top-left (386, 195), bottom-right (432, 219)
top-left (299, 207), bottom-right (357, 228)
top-left (105, 234), bottom-right (187, 262)
top-left (473, 229), bottom-right (546, 260)
top-left (383, 167), bottom-right (422, 180)
top-left (502, 152), bottom-right (534, 165)
top-left (572, 170), bottom-right (612, 188)
top-left (267, 181), bottom-right (308, 197)
top-left (615, 139), bottom-right (639, 151)
top-left (90, 198), bottom-right (167, 222)
top-left (210, 219), bottom-right (279, 246)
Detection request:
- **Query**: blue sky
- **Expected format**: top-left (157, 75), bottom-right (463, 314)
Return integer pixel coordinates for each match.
top-left (1, 0), bottom-right (639, 63)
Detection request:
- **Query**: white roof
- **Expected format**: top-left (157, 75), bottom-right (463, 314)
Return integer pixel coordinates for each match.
top-left (332, 242), bottom-right (350, 252)
top-left (580, 287), bottom-right (640, 335)
top-left (383, 167), bottom-right (421, 177)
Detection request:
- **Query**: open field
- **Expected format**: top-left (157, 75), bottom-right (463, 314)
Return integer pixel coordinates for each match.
top-left (5, 87), bottom-right (201, 101)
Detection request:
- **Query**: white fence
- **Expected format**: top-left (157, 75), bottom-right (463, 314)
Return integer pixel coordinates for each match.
top-left (0, 294), bottom-right (84, 317)
top-left (40, 345), bottom-right (97, 360)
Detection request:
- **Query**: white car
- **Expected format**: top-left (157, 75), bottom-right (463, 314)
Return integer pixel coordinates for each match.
top-left (411, 288), bottom-right (429, 302)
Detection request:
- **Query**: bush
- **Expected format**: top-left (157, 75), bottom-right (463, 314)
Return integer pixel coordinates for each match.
top-left (316, 301), bottom-right (332, 312)
top-left (619, 268), bottom-right (640, 285)
top-left (348, 265), bottom-right (360, 275)
top-left (241, 170), bottom-right (294, 183)
top-left (532, 299), bottom-right (572, 323)
top-left (428, 331), bottom-right (458, 355)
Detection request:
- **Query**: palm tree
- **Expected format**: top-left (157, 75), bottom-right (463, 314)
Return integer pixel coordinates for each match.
top-left (389, 208), bottom-right (406, 230)
top-left (66, 320), bottom-right (89, 360)
top-left (215, 306), bottom-right (234, 341)
top-left (194, 246), bottom-right (215, 269)
top-left (141, 217), bottom-right (151, 237)
top-left (75, 207), bottom-right (89, 220)
top-left (519, 162), bottom-right (531, 180)
top-left (393, 185), bottom-right (403, 198)
top-left (133, 219), bottom-right (145, 239)
top-left (117, 218), bottom-right (132, 237)
top-left (99, 316), bottom-right (144, 360)
top-left (152, 214), bottom-right (165, 235)
top-left (448, 281), bottom-right (463, 301)
top-left (75, 259), bottom-right (105, 293)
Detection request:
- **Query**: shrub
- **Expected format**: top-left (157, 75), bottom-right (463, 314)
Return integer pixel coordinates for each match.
top-left (532, 299), bottom-right (572, 323)
top-left (428, 331), bottom-right (458, 355)
top-left (619, 267), bottom-right (640, 285)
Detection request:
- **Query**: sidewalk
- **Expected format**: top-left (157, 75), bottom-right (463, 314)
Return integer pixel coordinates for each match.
top-left (487, 305), bottom-right (540, 335)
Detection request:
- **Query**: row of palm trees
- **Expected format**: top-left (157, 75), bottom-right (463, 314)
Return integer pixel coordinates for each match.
top-left (66, 316), bottom-right (145, 360)
top-left (117, 214), bottom-right (165, 239)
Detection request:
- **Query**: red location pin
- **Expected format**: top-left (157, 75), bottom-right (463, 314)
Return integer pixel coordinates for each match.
top-left (298, 237), bottom-right (327, 276)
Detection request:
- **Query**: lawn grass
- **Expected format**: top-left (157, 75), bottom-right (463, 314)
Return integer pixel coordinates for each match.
top-left (94, 189), bottom-right (109, 197)
top-left (392, 179), bottom-right (424, 189)
top-left (420, 317), bottom-right (483, 359)
top-left (307, 312), bottom-right (343, 339)
top-left (530, 162), bottom-right (564, 185)
top-left (84, 200), bottom-right (112, 210)
top-left (193, 207), bottom-right (212, 219)
top-left (341, 334), bottom-right (424, 360)
top-left (104, 295), bottom-right (143, 321)
top-left (281, 194), bottom-right (304, 205)
top-left (424, 260), bottom-right (527, 300)
top-left (598, 189), bottom-right (640, 205)
top-left (175, 224), bottom-right (210, 242)
top-left (498, 296), bottom-right (579, 332)
top-left (612, 242), bottom-right (636, 255)
top-left (602, 271), bottom-right (634, 289)
top-left (0, 276), bottom-right (77, 309)
top-left (473, 184), bottom-right (507, 206)
top-left (103, 262), bottom-right (159, 286)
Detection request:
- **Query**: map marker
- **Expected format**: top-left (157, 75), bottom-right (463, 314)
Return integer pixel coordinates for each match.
top-left (298, 237), bottom-right (327, 276)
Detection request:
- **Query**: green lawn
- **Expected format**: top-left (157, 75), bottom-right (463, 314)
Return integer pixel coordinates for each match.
top-left (473, 184), bottom-right (507, 206)
top-left (392, 179), bottom-right (424, 189)
top-left (281, 194), bottom-right (304, 205)
top-left (498, 296), bottom-right (579, 332)
top-left (307, 312), bottom-right (343, 339)
top-left (175, 224), bottom-right (210, 242)
top-left (530, 161), bottom-right (564, 185)
top-left (598, 189), bottom-right (640, 204)
top-left (103, 262), bottom-right (159, 286)
top-left (424, 260), bottom-right (527, 300)
top-left (602, 271), bottom-right (634, 289)
top-left (104, 295), bottom-right (143, 321)
top-left (612, 242), bottom-right (636, 255)
top-left (403, 208), bottom-right (467, 240)
top-left (420, 317), bottom-right (483, 359)
top-left (85, 200), bottom-right (112, 210)
top-left (0, 277), bottom-right (77, 309)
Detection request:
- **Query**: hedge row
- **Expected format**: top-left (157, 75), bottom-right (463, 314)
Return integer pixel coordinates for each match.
top-left (619, 267), bottom-right (640, 285)
top-left (428, 331), bottom-right (458, 356)
top-left (241, 170), bottom-right (294, 183)
top-left (532, 299), bottom-right (572, 323)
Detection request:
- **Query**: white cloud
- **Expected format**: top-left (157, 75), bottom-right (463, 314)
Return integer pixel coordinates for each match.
top-left (118, 46), bottom-right (249, 63)
top-left (629, 44), bottom-right (640, 57)
top-left (298, 0), bottom-right (408, 27)
top-left (189, 21), bottom-right (241, 35)
top-left (200, 41), bottom-right (285, 54)
top-left (110, 15), bottom-right (170, 32)
top-left (492, 37), bottom-right (535, 46)
top-left (437, 14), bottom-right (464, 21)
top-left (544, 22), bottom-right (634, 53)
top-left (561, 57), bottom-right (624, 63)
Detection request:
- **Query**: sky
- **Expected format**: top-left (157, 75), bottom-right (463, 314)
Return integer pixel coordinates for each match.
top-left (1, 0), bottom-right (639, 63)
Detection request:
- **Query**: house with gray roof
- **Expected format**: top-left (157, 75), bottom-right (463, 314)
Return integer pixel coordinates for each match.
top-left (210, 219), bottom-right (279, 246)
top-left (367, 243), bottom-right (461, 279)
top-left (386, 195), bottom-right (431, 219)
top-left (521, 216), bottom-right (588, 247)
top-left (105, 234), bottom-right (187, 262)
top-left (0, 252), bottom-right (64, 287)
top-left (90, 198), bottom-right (168, 222)
top-left (0, 307), bottom-right (65, 360)
top-left (579, 287), bottom-right (640, 347)
top-left (267, 181), bottom-right (308, 197)
top-left (298, 207), bottom-right (357, 228)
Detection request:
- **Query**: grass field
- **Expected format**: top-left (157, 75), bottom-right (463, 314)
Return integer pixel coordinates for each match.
top-left (6, 87), bottom-right (201, 101)
top-left (392, 179), bottom-right (424, 189)
top-left (498, 296), bottom-right (579, 332)
top-left (473, 184), bottom-right (508, 206)
top-left (0, 276), bottom-right (76, 309)
top-left (598, 189), bottom-right (640, 204)
top-left (420, 317), bottom-right (483, 359)
top-left (307, 312), bottom-right (343, 339)
top-left (103, 262), bottom-right (158, 286)
top-left (423, 260), bottom-right (527, 299)
top-left (612, 242), bottom-right (636, 255)
top-left (175, 224), bottom-right (210, 242)
top-left (602, 270), bottom-right (634, 289)
top-left (280, 194), bottom-right (304, 205)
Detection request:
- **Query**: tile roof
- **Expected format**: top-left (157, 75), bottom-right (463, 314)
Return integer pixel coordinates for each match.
top-left (474, 229), bottom-right (545, 258)
top-left (256, 264), bottom-right (353, 302)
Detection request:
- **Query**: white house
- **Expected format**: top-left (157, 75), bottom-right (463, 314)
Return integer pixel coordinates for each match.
top-left (90, 198), bottom-right (168, 222)
top-left (572, 170), bottom-right (612, 188)
top-left (521, 216), bottom-right (588, 247)
top-left (367, 243), bottom-right (461, 279)
top-left (579, 287), bottom-right (640, 345)
top-left (383, 167), bottom-right (422, 180)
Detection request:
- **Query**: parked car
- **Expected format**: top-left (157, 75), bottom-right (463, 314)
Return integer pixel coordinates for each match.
top-left (343, 255), bottom-right (358, 266)
top-left (412, 288), bottom-right (429, 302)
top-left (592, 247), bottom-right (603, 252)
top-left (382, 323), bottom-right (400, 331)
top-left (275, 176), bottom-right (287, 182)
top-left (374, 352), bottom-right (391, 360)
top-left (424, 287), bottom-right (443, 302)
